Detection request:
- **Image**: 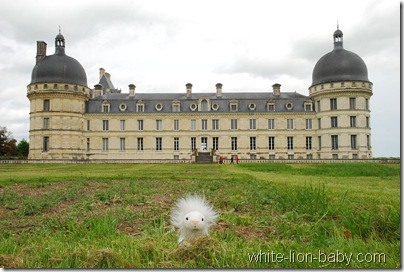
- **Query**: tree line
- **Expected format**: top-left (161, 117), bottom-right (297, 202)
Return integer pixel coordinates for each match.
top-left (0, 126), bottom-right (29, 158)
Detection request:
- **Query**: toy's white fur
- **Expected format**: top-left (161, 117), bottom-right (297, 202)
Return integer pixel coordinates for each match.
top-left (170, 195), bottom-right (218, 243)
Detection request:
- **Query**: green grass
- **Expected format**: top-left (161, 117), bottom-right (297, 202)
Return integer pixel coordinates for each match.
top-left (0, 163), bottom-right (400, 268)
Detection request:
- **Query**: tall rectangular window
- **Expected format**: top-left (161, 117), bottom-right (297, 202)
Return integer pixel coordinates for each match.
top-left (316, 100), bottom-right (321, 112)
top-left (268, 119), bottom-right (275, 130)
top-left (86, 138), bottom-right (90, 151)
top-left (120, 120), bottom-right (125, 131)
top-left (231, 137), bottom-right (237, 151)
top-left (212, 119), bottom-right (219, 130)
top-left (331, 135), bottom-right (339, 150)
top-left (202, 119), bottom-right (208, 130)
top-left (102, 120), bottom-right (109, 131)
top-left (250, 137), bottom-right (256, 150)
top-left (306, 137), bottom-right (312, 150)
top-left (351, 135), bottom-right (357, 150)
top-left (120, 138), bottom-right (126, 151)
top-left (318, 136), bottom-right (322, 150)
top-left (287, 119), bottom-right (294, 130)
top-left (137, 137), bottom-right (143, 151)
top-left (43, 99), bottom-right (50, 111)
top-left (250, 119), bottom-right (257, 130)
top-left (268, 137), bottom-right (275, 150)
top-left (137, 104), bottom-right (144, 112)
top-left (87, 120), bottom-right (90, 131)
top-left (365, 99), bottom-right (369, 110)
top-left (174, 137), bottom-right (179, 151)
top-left (213, 137), bottom-right (219, 150)
top-left (367, 135), bottom-right (370, 150)
top-left (305, 119), bottom-right (312, 130)
top-left (43, 118), bottom-right (49, 129)
top-left (231, 119), bottom-right (238, 130)
top-left (174, 120), bottom-right (179, 131)
top-left (137, 120), bottom-right (143, 131)
top-left (102, 138), bottom-right (109, 151)
top-left (318, 118), bottom-right (321, 129)
top-left (43, 136), bottom-right (49, 152)
top-left (191, 137), bottom-right (196, 150)
top-left (330, 98), bottom-right (337, 110)
top-left (156, 120), bottom-right (162, 131)
top-left (191, 120), bottom-right (196, 130)
top-left (349, 97), bottom-right (356, 110)
top-left (331, 117), bottom-right (338, 128)
top-left (350, 116), bottom-right (356, 127)
top-left (366, 117), bottom-right (370, 128)
top-left (156, 137), bottom-right (162, 151)
top-left (287, 137), bottom-right (294, 150)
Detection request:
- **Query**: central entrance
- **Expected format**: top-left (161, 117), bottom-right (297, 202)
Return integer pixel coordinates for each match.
top-left (201, 137), bottom-right (208, 151)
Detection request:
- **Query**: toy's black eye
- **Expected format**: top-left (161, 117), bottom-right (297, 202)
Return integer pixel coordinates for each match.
top-left (202, 218), bottom-right (204, 221)
top-left (186, 217), bottom-right (189, 220)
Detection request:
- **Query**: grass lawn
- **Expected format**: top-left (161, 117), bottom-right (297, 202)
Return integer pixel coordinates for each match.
top-left (0, 163), bottom-right (400, 268)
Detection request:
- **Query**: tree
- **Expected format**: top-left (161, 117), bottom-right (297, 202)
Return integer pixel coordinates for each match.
top-left (16, 138), bottom-right (29, 157)
top-left (0, 126), bottom-right (17, 156)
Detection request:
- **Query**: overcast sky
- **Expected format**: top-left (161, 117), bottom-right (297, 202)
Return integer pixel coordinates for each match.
top-left (0, 0), bottom-right (399, 157)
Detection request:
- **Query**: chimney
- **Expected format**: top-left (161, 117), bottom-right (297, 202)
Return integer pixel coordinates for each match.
top-left (36, 41), bottom-right (47, 64)
top-left (215, 83), bottom-right (223, 98)
top-left (99, 68), bottom-right (105, 80)
top-left (272, 83), bottom-right (281, 96)
top-left (94, 84), bottom-right (103, 97)
top-left (129, 84), bottom-right (136, 97)
top-left (186, 83), bottom-right (193, 98)
top-left (105, 72), bottom-right (111, 81)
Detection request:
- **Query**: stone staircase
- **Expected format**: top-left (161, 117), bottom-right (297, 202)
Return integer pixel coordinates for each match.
top-left (195, 152), bottom-right (213, 164)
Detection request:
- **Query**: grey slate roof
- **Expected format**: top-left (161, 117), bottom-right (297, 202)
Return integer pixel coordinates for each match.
top-left (85, 91), bottom-right (312, 114)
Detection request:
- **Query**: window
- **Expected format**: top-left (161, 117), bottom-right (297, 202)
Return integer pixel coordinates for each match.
top-left (250, 119), bottom-right (256, 130)
top-left (201, 137), bottom-right (208, 151)
top-left (191, 137), bottom-right (196, 150)
top-left (174, 120), bottom-right (179, 131)
top-left (156, 120), bottom-right (162, 131)
top-left (365, 99), bottom-right (369, 110)
top-left (318, 136), bottom-right (322, 150)
top-left (330, 98), bottom-right (337, 110)
top-left (156, 137), bottom-right (162, 151)
top-left (331, 117), bottom-right (338, 128)
top-left (318, 118), bottom-right (321, 129)
top-left (288, 154), bottom-right (294, 160)
top-left (43, 136), bottom-right (49, 152)
top-left (305, 103), bottom-right (312, 111)
top-left (331, 135), bottom-right (339, 150)
top-left (367, 135), bottom-right (370, 150)
top-left (231, 119), bottom-right (237, 130)
top-left (306, 119), bottom-right (312, 130)
top-left (43, 99), bottom-right (50, 111)
top-left (250, 154), bottom-right (257, 160)
top-left (43, 118), bottom-right (49, 129)
top-left (213, 137), bottom-right (219, 151)
top-left (137, 138), bottom-right (143, 151)
top-left (307, 154), bottom-right (313, 160)
top-left (172, 104), bottom-right (180, 112)
top-left (137, 104), bottom-right (144, 112)
top-left (231, 137), bottom-right (238, 151)
top-left (86, 138), bottom-right (90, 151)
top-left (306, 137), bottom-right (312, 150)
top-left (191, 120), bottom-right (196, 130)
top-left (341, 82), bottom-right (345, 87)
top-left (267, 103), bottom-right (275, 111)
top-left (212, 119), bottom-right (219, 130)
top-left (202, 119), bottom-right (208, 130)
top-left (350, 116), bottom-right (356, 127)
top-left (268, 137), bottom-right (275, 150)
top-left (102, 120), bottom-right (109, 131)
top-left (120, 120), bottom-right (126, 131)
top-left (287, 119), bottom-right (294, 130)
top-left (120, 138), bottom-right (126, 151)
top-left (351, 135), bottom-right (357, 150)
top-left (174, 137), bottom-right (179, 151)
top-left (250, 137), bottom-right (256, 150)
top-left (352, 154), bottom-right (358, 159)
top-left (349, 97), bottom-right (356, 110)
top-left (366, 117), bottom-right (370, 128)
top-left (201, 99), bottom-right (208, 111)
top-left (102, 138), bottom-right (109, 151)
top-left (268, 119), bottom-right (275, 130)
top-left (269, 154), bottom-right (275, 160)
top-left (316, 100), bottom-right (321, 112)
top-left (137, 120), bottom-right (144, 131)
top-left (332, 154), bottom-right (339, 160)
top-left (87, 120), bottom-right (90, 131)
top-left (287, 137), bottom-right (294, 150)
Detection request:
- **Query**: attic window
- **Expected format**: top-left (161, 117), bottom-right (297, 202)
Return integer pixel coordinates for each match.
top-left (267, 102), bottom-right (275, 111)
top-left (212, 103), bottom-right (219, 111)
top-left (285, 102), bottom-right (293, 111)
top-left (248, 103), bottom-right (256, 111)
top-left (229, 100), bottom-right (238, 112)
top-left (102, 101), bottom-right (110, 113)
top-left (155, 103), bottom-right (163, 111)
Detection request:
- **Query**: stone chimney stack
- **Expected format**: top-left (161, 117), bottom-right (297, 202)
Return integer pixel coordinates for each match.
top-left (94, 84), bottom-right (103, 97)
top-left (105, 72), bottom-right (111, 81)
top-left (186, 83), bottom-right (193, 98)
top-left (215, 83), bottom-right (223, 98)
top-left (272, 83), bottom-right (281, 96)
top-left (36, 41), bottom-right (47, 64)
top-left (129, 84), bottom-right (136, 97)
top-left (99, 68), bottom-right (105, 80)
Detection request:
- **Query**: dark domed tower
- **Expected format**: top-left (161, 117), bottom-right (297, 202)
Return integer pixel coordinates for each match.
top-left (309, 27), bottom-right (373, 159)
top-left (27, 31), bottom-right (90, 160)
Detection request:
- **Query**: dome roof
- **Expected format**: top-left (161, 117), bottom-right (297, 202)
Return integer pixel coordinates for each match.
top-left (30, 32), bottom-right (88, 87)
top-left (311, 28), bottom-right (369, 86)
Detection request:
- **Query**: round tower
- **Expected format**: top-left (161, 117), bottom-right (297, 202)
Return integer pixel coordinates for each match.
top-left (27, 31), bottom-right (90, 160)
top-left (309, 27), bottom-right (373, 159)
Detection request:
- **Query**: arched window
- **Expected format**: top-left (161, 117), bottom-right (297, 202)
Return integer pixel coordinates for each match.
top-left (201, 99), bottom-right (208, 111)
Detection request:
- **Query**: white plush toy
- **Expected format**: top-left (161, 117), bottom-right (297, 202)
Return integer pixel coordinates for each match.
top-left (170, 194), bottom-right (218, 244)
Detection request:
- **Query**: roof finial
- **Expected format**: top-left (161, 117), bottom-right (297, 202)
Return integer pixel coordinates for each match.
top-left (337, 20), bottom-right (339, 30)
top-left (59, 25), bottom-right (61, 34)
